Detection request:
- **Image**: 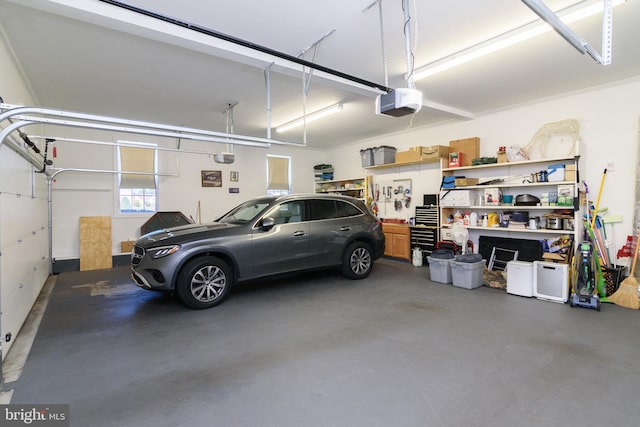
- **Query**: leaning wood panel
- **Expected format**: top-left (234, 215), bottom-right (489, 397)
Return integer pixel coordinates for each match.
top-left (80, 216), bottom-right (113, 271)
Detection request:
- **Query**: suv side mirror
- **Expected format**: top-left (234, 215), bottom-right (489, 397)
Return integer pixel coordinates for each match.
top-left (260, 217), bottom-right (275, 230)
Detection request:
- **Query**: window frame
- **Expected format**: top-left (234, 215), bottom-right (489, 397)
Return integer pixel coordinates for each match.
top-left (266, 154), bottom-right (291, 196)
top-left (115, 142), bottom-right (159, 217)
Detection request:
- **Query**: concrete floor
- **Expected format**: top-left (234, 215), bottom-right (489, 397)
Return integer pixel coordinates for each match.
top-left (3, 258), bottom-right (640, 427)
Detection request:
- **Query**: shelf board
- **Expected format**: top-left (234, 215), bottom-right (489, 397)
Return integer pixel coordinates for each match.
top-left (316, 188), bottom-right (365, 193)
top-left (364, 157), bottom-right (443, 170)
top-left (442, 224), bottom-right (573, 234)
top-left (314, 177), bottom-right (364, 185)
top-left (442, 155), bottom-right (577, 172)
top-left (441, 205), bottom-right (574, 210)
top-left (452, 180), bottom-right (575, 189)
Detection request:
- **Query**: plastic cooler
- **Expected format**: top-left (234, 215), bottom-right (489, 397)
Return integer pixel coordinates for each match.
top-left (450, 254), bottom-right (485, 289)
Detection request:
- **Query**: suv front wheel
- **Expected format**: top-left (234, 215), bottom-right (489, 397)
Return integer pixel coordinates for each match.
top-left (177, 256), bottom-right (233, 309)
top-left (342, 241), bottom-right (373, 279)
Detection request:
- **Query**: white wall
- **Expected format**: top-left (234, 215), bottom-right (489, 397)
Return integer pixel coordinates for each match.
top-left (0, 36), bottom-right (50, 358)
top-left (327, 79), bottom-right (640, 265)
top-left (49, 130), bottom-right (327, 259)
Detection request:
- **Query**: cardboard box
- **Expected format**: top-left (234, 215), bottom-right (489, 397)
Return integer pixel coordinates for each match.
top-left (397, 145), bottom-right (450, 163)
top-left (449, 137), bottom-right (480, 166)
top-left (557, 184), bottom-right (573, 206)
top-left (410, 145), bottom-right (450, 159)
top-left (454, 178), bottom-right (479, 186)
top-left (449, 151), bottom-right (462, 168)
top-left (121, 241), bottom-right (135, 253)
top-left (395, 150), bottom-right (421, 163)
top-left (484, 187), bottom-right (502, 205)
top-left (565, 164), bottom-right (577, 182)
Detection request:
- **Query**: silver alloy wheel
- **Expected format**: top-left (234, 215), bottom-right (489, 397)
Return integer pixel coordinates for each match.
top-left (350, 247), bottom-right (371, 275)
top-left (191, 265), bottom-right (226, 303)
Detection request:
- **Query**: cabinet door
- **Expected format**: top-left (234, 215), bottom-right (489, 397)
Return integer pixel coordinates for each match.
top-left (392, 233), bottom-right (410, 260)
top-left (383, 231), bottom-right (394, 256)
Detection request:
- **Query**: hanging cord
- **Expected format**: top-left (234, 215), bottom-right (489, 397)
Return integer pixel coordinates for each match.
top-left (377, 0), bottom-right (389, 88)
top-left (402, 0), bottom-right (416, 88)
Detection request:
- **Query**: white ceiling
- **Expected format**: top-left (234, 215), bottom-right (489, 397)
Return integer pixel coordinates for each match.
top-left (1, 0), bottom-right (639, 149)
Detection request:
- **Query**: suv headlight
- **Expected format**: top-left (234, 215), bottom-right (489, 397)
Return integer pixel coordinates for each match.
top-left (150, 245), bottom-right (181, 259)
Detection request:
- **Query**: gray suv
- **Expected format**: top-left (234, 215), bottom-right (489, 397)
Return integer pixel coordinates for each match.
top-left (131, 194), bottom-right (385, 309)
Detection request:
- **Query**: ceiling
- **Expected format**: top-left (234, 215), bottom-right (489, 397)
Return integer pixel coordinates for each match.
top-left (1, 0), bottom-right (639, 150)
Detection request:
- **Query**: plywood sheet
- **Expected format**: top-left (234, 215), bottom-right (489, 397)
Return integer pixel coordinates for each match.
top-left (80, 216), bottom-right (112, 271)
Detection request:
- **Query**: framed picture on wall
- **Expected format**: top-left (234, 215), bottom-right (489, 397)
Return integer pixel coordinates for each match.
top-left (230, 171), bottom-right (239, 182)
top-left (201, 170), bottom-right (222, 187)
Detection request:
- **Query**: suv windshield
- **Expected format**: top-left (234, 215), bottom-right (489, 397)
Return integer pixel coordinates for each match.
top-left (217, 199), bottom-right (272, 224)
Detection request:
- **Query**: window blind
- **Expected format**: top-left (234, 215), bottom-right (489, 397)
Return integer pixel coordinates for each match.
top-left (267, 156), bottom-right (290, 191)
top-left (120, 146), bottom-right (155, 189)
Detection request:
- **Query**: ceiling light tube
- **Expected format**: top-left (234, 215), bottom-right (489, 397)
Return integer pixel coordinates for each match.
top-left (413, 0), bottom-right (624, 80)
top-left (275, 103), bottom-right (343, 133)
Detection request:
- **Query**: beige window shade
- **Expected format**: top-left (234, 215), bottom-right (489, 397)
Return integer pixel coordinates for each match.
top-left (120, 146), bottom-right (156, 189)
top-left (267, 156), bottom-right (290, 191)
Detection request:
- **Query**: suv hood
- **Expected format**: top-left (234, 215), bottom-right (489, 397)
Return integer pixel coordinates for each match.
top-left (137, 222), bottom-right (236, 245)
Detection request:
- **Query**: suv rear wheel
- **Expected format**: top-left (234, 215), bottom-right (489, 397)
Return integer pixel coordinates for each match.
top-left (177, 256), bottom-right (232, 309)
top-left (342, 241), bottom-right (373, 279)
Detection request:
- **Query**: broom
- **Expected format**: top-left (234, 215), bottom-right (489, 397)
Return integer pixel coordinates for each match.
top-left (608, 232), bottom-right (640, 309)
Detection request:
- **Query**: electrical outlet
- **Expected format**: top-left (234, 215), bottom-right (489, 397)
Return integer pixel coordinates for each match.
top-left (606, 160), bottom-right (615, 172)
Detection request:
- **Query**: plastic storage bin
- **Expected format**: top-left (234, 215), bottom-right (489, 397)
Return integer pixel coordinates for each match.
top-left (373, 146), bottom-right (396, 165)
top-left (450, 255), bottom-right (485, 289)
top-left (360, 148), bottom-right (374, 167)
top-left (427, 255), bottom-right (453, 284)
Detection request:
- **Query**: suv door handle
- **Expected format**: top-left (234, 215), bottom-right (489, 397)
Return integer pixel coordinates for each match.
top-left (340, 226), bottom-right (351, 231)
top-left (293, 230), bottom-right (306, 237)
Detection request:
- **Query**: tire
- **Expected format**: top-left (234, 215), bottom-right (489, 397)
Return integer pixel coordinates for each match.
top-left (176, 256), bottom-right (233, 309)
top-left (342, 241), bottom-right (373, 279)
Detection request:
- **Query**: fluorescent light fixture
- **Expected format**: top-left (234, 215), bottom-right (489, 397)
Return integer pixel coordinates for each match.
top-left (413, 0), bottom-right (624, 80)
top-left (275, 103), bottom-right (343, 133)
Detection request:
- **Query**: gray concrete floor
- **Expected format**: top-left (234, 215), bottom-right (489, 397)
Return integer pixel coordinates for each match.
top-left (3, 258), bottom-right (640, 427)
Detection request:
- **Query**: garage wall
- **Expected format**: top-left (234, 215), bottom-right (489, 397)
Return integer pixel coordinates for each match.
top-left (327, 78), bottom-right (640, 262)
top-left (0, 36), bottom-right (50, 358)
top-left (49, 131), bottom-right (326, 260)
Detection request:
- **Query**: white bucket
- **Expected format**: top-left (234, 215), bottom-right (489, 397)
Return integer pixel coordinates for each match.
top-left (412, 247), bottom-right (423, 267)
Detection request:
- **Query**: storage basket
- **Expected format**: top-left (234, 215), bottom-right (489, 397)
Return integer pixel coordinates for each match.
top-left (601, 265), bottom-right (626, 296)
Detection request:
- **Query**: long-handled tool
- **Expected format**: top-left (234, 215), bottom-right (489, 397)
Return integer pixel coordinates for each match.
top-left (608, 232), bottom-right (640, 309)
top-left (590, 168), bottom-right (607, 230)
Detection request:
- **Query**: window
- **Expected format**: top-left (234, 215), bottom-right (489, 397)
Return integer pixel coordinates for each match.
top-left (309, 199), bottom-right (336, 220)
top-left (267, 201), bottom-right (305, 224)
top-left (266, 155), bottom-right (291, 196)
top-left (118, 144), bottom-right (157, 214)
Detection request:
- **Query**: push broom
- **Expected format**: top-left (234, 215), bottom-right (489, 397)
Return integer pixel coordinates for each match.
top-left (608, 232), bottom-right (640, 309)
